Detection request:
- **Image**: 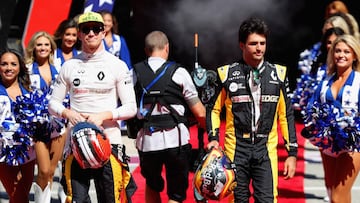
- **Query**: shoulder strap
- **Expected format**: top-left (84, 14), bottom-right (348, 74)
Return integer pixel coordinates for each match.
top-left (139, 61), bottom-right (176, 116)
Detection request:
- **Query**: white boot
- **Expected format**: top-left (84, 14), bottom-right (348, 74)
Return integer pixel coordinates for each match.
top-left (34, 182), bottom-right (51, 203)
top-left (58, 185), bottom-right (67, 203)
top-left (324, 187), bottom-right (331, 202)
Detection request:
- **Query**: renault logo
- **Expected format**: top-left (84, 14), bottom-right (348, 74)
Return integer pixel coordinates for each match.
top-left (97, 71), bottom-right (105, 80)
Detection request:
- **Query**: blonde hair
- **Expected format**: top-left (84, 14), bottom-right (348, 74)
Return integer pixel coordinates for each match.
top-left (344, 13), bottom-right (360, 41)
top-left (323, 12), bottom-right (360, 41)
top-left (327, 34), bottom-right (360, 75)
top-left (325, 0), bottom-right (348, 19)
top-left (25, 31), bottom-right (57, 65)
top-left (323, 15), bottom-right (350, 34)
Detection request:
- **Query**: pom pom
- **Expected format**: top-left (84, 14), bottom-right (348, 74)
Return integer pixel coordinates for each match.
top-left (291, 63), bottom-right (326, 117)
top-left (13, 89), bottom-right (51, 140)
top-left (297, 42), bottom-right (321, 74)
top-left (291, 73), bottom-right (318, 115)
top-left (0, 121), bottom-right (33, 165)
top-left (1, 87), bottom-right (67, 165)
top-left (302, 101), bottom-right (360, 154)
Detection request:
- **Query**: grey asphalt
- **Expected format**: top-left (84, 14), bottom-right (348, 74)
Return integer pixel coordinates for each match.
top-left (1, 136), bottom-right (360, 202)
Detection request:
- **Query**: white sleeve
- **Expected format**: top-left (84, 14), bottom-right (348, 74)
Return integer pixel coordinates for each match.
top-left (111, 68), bottom-right (137, 120)
top-left (172, 67), bottom-right (199, 101)
top-left (48, 66), bottom-right (69, 117)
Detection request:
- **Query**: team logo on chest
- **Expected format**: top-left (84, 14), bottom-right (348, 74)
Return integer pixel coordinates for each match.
top-left (271, 71), bottom-right (277, 81)
top-left (73, 66), bottom-right (86, 86)
top-left (73, 78), bottom-right (80, 86)
top-left (229, 82), bottom-right (238, 92)
top-left (97, 71), bottom-right (105, 81)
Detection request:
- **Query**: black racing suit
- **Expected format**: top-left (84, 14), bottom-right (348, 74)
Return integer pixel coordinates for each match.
top-left (208, 61), bottom-right (298, 203)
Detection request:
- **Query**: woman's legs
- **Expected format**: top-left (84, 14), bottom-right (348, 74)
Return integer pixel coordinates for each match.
top-left (328, 152), bottom-right (360, 203)
top-left (0, 160), bottom-right (35, 203)
top-left (35, 134), bottom-right (66, 188)
top-left (321, 151), bottom-right (336, 200)
top-left (34, 134), bottom-right (66, 203)
top-left (49, 134), bottom-right (66, 178)
top-left (34, 141), bottom-right (52, 203)
top-left (35, 141), bottom-right (51, 188)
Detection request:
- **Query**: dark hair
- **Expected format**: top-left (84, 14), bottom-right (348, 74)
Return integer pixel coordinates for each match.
top-left (311, 27), bottom-right (345, 74)
top-left (53, 19), bottom-right (81, 50)
top-left (321, 27), bottom-right (345, 49)
top-left (99, 10), bottom-right (119, 34)
top-left (238, 17), bottom-right (269, 43)
top-left (0, 48), bottom-right (32, 91)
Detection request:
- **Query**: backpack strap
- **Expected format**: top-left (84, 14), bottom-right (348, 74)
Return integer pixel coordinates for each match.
top-left (135, 61), bottom-right (190, 132)
top-left (139, 61), bottom-right (175, 117)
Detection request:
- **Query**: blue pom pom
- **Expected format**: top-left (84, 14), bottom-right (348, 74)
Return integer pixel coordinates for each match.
top-left (303, 101), bottom-right (360, 153)
top-left (0, 88), bottom-right (66, 165)
top-left (0, 124), bottom-right (32, 166)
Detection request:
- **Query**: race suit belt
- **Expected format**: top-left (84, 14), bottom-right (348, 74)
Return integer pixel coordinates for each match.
top-left (241, 133), bottom-right (268, 144)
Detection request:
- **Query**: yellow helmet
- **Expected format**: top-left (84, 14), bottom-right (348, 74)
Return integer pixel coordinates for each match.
top-left (193, 147), bottom-right (237, 200)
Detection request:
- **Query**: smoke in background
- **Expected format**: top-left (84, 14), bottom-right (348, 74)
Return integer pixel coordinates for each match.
top-left (129, 0), bottom-right (360, 88)
top-left (157, 0), bottom-right (305, 69)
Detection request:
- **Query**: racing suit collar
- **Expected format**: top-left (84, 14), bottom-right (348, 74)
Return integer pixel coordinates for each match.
top-left (82, 49), bottom-right (106, 59)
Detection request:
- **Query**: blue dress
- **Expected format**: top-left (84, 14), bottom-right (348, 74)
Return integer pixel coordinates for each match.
top-left (28, 62), bottom-right (59, 90)
top-left (102, 33), bottom-right (132, 69)
top-left (28, 62), bottom-right (66, 140)
top-left (306, 70), bottom-right (360, 156)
